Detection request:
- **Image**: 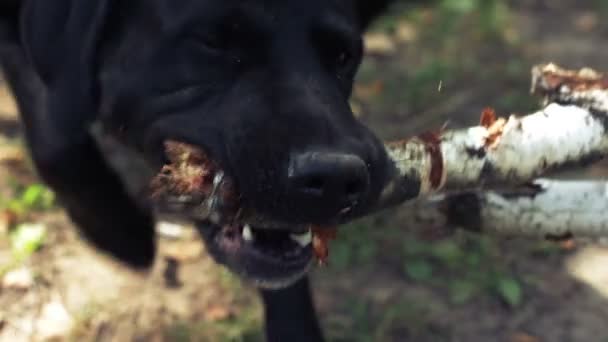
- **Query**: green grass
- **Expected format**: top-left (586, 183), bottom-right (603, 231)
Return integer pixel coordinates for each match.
top-left (164, 308), bottom-right (264, 342)
top-left (402, 233), bottom-right (528, 307)
top-left (325, 214), bottom-right (533, 338)
top-left (0, 176), bottom-right (55, 274)
top-left (0, 179), bottom-right (56, 217)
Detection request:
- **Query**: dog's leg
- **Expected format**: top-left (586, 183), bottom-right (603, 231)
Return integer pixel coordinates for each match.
top-left (0, 11), bottom-right (156, 268)
top-left (260, 276), bottom-right (324, 342)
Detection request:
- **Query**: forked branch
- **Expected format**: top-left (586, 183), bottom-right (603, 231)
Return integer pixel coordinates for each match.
top-left (374, 63), bottom-right (608, 239)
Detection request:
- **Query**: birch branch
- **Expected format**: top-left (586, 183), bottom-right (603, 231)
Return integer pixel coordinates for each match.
top-left (400, 179), bottom-right (608, 240)
top-left (366, 63), bottom-right (608, 241)
top-left (376, 63), bottom-right (608, 209)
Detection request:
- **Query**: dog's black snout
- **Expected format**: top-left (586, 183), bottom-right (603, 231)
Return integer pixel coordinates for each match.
top-left (288, 151), bottom-right (370, 213)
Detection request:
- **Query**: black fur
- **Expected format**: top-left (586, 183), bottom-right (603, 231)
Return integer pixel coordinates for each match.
top-left (0, 1), bottom-right (394, 341)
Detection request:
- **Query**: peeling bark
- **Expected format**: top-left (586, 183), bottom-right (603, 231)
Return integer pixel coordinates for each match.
top-left (377, 64), bottom-right (608, 209)
top-left (373, 63), bottom-right (608, 240)
top-left (399, 179), bottom-right (608, 240)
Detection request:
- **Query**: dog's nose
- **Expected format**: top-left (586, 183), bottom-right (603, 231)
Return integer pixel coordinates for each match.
top-left (287, 151), bottom-right (370, 215)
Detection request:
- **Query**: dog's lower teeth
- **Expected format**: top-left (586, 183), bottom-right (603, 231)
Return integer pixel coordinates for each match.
top-left (289, 230), bottom-right (312, 247)
top-left (242, 224), bottom-right (254, 242)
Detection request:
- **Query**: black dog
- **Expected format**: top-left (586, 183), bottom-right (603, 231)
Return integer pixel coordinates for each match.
top-left (0, 1), bottom-right (394, 341)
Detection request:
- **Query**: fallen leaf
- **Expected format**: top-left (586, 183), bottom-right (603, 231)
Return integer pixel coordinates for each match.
top-left (164, 241), bottom-right (204, 262)
top-left (574, 12), bottom-right (598, 32)
top-left (364, 33), bottom-right (396, 55)
top-left (0, 209), bottom-right (17, 235)
top-left (395, 21), bottom-right (417, 43)
top-left (496, 277), bottom-right (523, 307)
top-left (0, 85), bottom-right (18, 117)
top-left (354, 80), bottom-right (384, 101)
top-left (204, 304), bottom-right (232, 322)
top-left (2, 267), bottom-right (34, 290)
top-left (35, 299), bottom-right (74, 341)
top-left (511, 332), bottom-right (541, 342)
top-left (10, 223), bottom-right (46, 261)
top-left (559, 239), bottom-right (576, 251)
top-left (0, 146), bottom-right (25, 165)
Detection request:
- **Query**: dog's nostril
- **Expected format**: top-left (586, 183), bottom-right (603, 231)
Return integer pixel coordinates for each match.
top-left (288, 151), bottom-right (370, 211)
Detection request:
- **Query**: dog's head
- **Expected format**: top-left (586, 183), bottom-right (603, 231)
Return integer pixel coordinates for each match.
top-left (21, 0), bottom-right (392, 288)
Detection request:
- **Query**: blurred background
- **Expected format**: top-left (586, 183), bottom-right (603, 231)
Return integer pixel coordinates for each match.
top-left (1, 0), bottom-right (608, 341)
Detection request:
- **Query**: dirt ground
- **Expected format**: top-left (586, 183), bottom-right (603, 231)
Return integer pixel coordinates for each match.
top-left (2, 1), bottom-right (608, 341)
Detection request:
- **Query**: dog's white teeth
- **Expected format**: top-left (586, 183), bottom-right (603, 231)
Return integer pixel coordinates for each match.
top-left (289, 230), bottom-right (312, 247)
top-left (242, 224), bottom-right (254, 242)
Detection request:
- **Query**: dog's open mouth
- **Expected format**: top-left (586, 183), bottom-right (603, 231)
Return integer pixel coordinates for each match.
top-left (149, 140), bottom-right (336, 288)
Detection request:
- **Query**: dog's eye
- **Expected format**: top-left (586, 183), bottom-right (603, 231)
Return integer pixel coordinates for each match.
top-left (336, 51), bottom-right (352, 69)
top-left (334, 49), bottom-right (356, 75)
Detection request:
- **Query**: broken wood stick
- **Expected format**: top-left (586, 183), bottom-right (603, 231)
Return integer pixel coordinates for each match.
top-left (398, 178), bottom-right (608, 240)
top-left (371, 63), bottom-right (608, 241)
top-left (376, 64), bottom-right (608, 208)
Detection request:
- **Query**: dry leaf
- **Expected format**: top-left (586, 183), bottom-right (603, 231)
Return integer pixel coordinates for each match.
top-left (312, 226), bottom-right (338, 265)
top-left (511, 332), bottom-right (541, 342)
top-left (204, 304), bottom-right (232, 322)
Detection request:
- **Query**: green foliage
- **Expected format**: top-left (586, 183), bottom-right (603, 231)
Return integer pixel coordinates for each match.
top-left (9, 223), bottom-right (46, 262)
top-left (21, 183), bottom-right (55, 209)
top-left (401, 233), bottom-right (526, 307)
top-left (164, 323), bottom-right (192, 342)
top-left (449, 279), bottom-right (478, 304)
top-left (164, 306), bottom-right (263, 342)
top-left (1, 182), bottom-right (55, 217)
top-left (595, 0), bottom-right (608, 15)
top-left (328, 242), bottom-right (353, 270)
top-left (437, 0), bottom-right (510, 40)
top-left (405, 60), bottom-right (454, 110)
top-left (373, 299), bottom-right (440, 341)
top-left (327, 218), bottom-right (381, 270)
top-left (404, 259), bottom-right (434, 281)
top-left (0, 180), bottom-right (54, 273)
top-left (495, 277), bottom-right (522, 307)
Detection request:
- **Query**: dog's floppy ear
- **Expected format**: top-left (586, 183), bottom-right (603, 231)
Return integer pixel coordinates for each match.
top-left (20, 0), bottom-right (112, 86)
top-left (16, 1), bottom-right (157, 269)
